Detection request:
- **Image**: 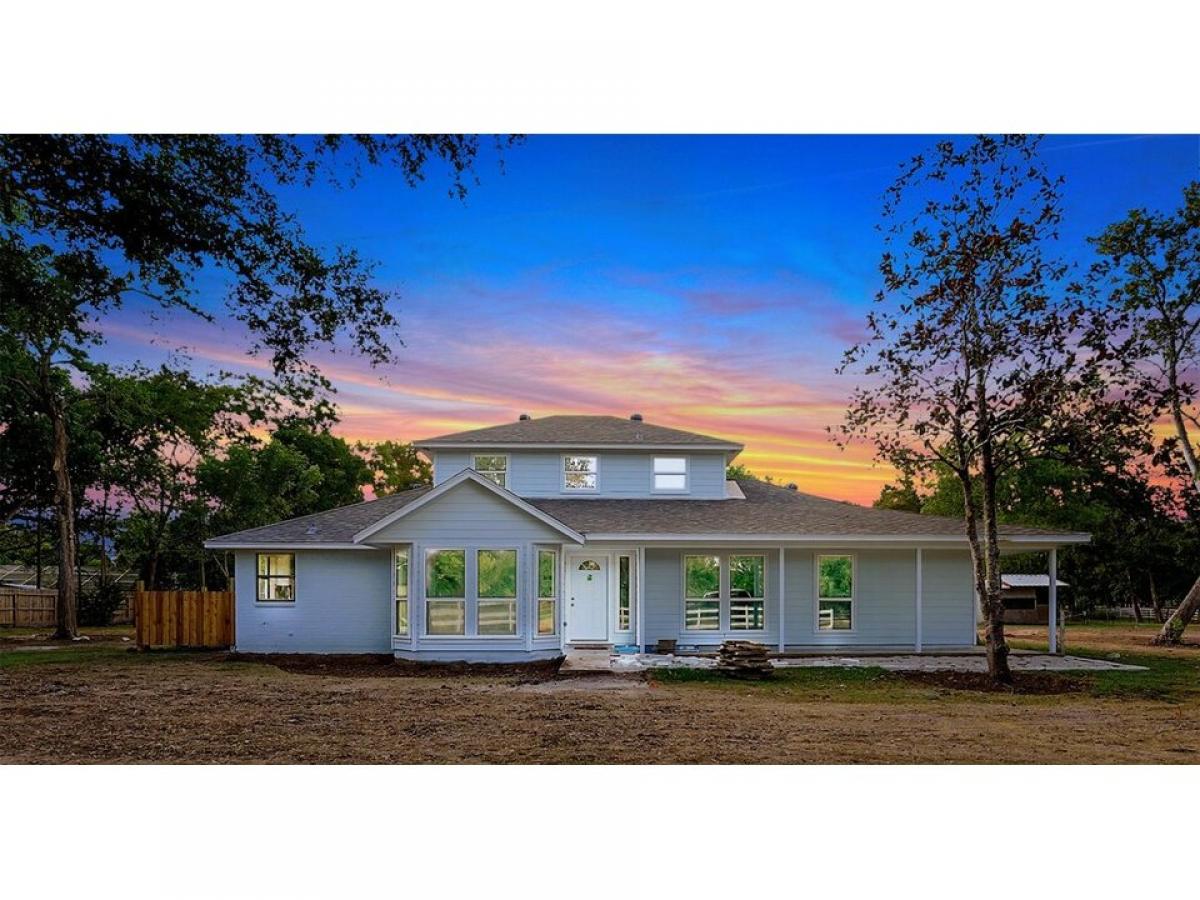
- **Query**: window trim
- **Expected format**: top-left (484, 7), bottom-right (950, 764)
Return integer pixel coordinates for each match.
top-left (475, 547), bottom-right (518, 636)
top-left (536, 548), bottom-right (558, 637)
top-left (561, 454), bottom-right (600, 493)
top-left (424, 547), bottom-right (467, 636)
top-left (652, 456), bottom-right (689, 494)
top-left (255, 552), bottom-right (296, 604)
top-left (814, 553), bottom-right (856, 634)
top-left (471, 453), bottom-right (509, 489)
top-left (682, 553), bottom-right (722, 632)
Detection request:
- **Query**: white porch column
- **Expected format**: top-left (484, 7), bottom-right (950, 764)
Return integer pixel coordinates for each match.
top-left (1048, 548), bottom-right (1058, 654)
top-left (778, 547), bottom-right (786, 654)
top-left (915, 547), bottom-right (923, 653)
top-left (635, 546), bottom-right (646, 651)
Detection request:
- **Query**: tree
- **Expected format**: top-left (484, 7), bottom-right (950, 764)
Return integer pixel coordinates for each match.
top-left (836, 135), bottom-right (1130, 683)
top-left (361, 440), bottom-right (432, 495)
top-left (0, 134), bottom-right (509, 637)
top-left (1090, 182), bottom-right (1200, 643)
top-left (873, 474), bottom-right (924, 512)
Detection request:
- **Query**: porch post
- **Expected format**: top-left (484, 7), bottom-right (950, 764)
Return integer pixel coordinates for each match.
top-left (635, 546), bottom-right (646, 652)
top-left (1048, 548), bottom-right (1058, 654)
top-left (914, 547), bottom-right (923, 653)
top-left (778, 547), bottom-right (786, 654)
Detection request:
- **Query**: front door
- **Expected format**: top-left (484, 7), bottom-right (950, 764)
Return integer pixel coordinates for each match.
top-left (567, 556), bottom-right (609, 641)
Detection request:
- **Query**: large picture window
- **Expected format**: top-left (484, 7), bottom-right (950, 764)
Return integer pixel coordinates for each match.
top-left (684, 555), bottom-right (720, 630)
top-left (653, 456), bottom-right (688, 492)
top-left (426, 549), bottom-right (466, 635)
top-left (817, 554), bottom-right (854, 631)
top-left (472, 455), bottom-right (508, 488)
top-left (256, 553), bottom-right (295, 602)
top-left (729, 555), bottom-right (765, 630)
top-left (537, 549), bottom-right (557, 636)
top-left (563, 455), bottom-right (598, 491)
top-left (395, 547), bottom-right (409, 636)
top-left (477, 549), bottom-right (518, 635)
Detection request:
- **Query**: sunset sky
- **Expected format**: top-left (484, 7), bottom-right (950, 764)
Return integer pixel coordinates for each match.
top-left (97, 135), bottom-right (1199, 504)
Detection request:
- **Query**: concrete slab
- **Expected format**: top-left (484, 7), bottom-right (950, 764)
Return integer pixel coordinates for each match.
top-left (576, 651), bottom-right (1147, 674)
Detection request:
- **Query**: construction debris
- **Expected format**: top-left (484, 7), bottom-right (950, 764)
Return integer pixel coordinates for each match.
top-left (716, 640), bottom-right (774, 679)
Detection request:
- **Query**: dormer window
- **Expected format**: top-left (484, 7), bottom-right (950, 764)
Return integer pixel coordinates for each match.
top-left (472, 454), bottom-right (508, 488)
top-left (562, 455), bottom-right (598, 491)
top-left (653, 456), bottom-right (688, 492)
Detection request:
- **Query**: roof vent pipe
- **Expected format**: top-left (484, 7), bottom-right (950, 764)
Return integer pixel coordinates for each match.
top-left (630, 413), bottom-right (643, 421)
top-left (786, 482), bottom-right (798, 491)
top-left (518, 413), bottom-right (531, 421)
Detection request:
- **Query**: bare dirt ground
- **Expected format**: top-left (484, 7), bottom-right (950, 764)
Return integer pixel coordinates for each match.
top-left (1, 622), bottom-right (1198, 763)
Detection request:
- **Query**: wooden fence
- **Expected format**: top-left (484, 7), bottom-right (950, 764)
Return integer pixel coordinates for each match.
top-left (0, 589), bottom-right (57, 627)
top-left (135, 588), bottom-right (234, 649)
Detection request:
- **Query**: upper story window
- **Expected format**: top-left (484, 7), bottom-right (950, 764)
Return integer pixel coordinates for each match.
top-left (472, 454), bottom-right (508, 488)
top-left (653, 456), bottom-right (688, 492)
top-left (563, 455), bottom-right (598, 491)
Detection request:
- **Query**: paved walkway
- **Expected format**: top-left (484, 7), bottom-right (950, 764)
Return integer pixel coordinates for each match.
top-left (564, 650), bottom-right (1146, 674)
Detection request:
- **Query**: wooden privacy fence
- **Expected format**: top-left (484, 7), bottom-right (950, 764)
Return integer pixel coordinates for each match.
top-left (0, 589), bottom-right (57, 627)
top-left (136, 588), bottom-right (233, 649)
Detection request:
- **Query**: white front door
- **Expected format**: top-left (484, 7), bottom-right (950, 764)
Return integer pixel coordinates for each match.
top-left (567, 556), bottom-right (609, 641)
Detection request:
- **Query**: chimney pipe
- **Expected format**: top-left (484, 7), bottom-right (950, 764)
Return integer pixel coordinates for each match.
top-left (786, 482), bottom-right (798, 491)
top-left (518, 413), bottom-right (531, 421)
top-left (630, 412), bottom-right (643, 421)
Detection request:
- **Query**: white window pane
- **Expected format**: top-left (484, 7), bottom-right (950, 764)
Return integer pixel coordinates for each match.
top-left (654, 473), bottom-right (687, 490)
top-left (427, 600), bottom-right (465, 635)
top-left (538, 600), bottom-right (556, 635)
top-left (654, 457), bottom-right (687, 474)
top-left (818, 600), bottom-right (853, 630)
top-left (478, 599), bottom-right (517, 635)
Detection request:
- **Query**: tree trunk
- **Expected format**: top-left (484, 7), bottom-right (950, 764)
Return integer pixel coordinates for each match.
top-left (1131, 592), bottom-right (1143, 623)
top-left (1153, 573), bottom-right (1200, 645)
top-left (958, 467), bottom-right (1013, 684)
top-left (1149, 573), bottom-right (1164, 624)
top-left (44, 378), bottom-right (78, 640)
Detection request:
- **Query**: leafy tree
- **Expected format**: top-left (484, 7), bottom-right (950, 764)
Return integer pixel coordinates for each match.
top-left (872, 474), bottom-right (924, 512)
top-left (1090, 182), bottom-right (1200, 643)
top-left (0, 134), bottom-right (509, 636)
top-left (725, 463), bottom-right (775, 484)
top-left (360, 440), bottom-right (432, 495)
top-left (836, 135), bottom-right (1133, 683)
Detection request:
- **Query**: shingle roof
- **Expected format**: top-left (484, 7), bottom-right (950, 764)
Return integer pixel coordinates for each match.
top-left (530, 478), bottom-right (1076, 538)
top-left (206, 477), bottom-right (1083, 546)
top-left (415, 415), bottom-right (742, 449)
top-left (206, 485), bottom-right (433, 545)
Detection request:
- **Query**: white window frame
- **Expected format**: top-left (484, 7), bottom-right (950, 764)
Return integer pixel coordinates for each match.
top-left (255, 552), bottom-right (296, 604)
top-left (728, 553), bottom-right (766, 631)
top-left (678, 553), bottom-right (769, 634)
top-left (815, 553), bottom-right (856, 633)
top-left (561, 454), bottom-right (599, 493)
top-left (682, 554), bottom-right (722, 632)
top-left (424, 547), bottom-right (467, 636)
top-left (652, 456), bottom-right (689, 493)
top-left (536, 548), bottom-right (558, 637)
top-left (393, 546), bottom-right (410, 636)
top-left (475, 547), bottom-right (519, 636)
top-left (471, 453), bottom-right (509, 489)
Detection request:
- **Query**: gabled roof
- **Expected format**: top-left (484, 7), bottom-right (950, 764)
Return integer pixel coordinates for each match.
top-left (529, 478), bottom-right (1089, 543)
top-left (204, 470), bottom-right (584, 549)
top-left (415, 414), bottom-right (743, 451)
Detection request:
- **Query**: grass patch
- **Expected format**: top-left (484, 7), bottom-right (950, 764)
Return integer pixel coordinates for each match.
top-left (0, 644), bottom-right (213, 670)
top-left (652, 665), bottom-right (924, 703)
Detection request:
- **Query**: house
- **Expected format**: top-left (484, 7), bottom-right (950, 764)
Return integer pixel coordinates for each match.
top-left (1000, 574), bottom-right (1069, 625)
top-left (204, 414), bottom-right (1087, 661)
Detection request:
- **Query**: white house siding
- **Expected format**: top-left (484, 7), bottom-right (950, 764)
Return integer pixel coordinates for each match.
top-left (643, 546), bottom-right (976, 650)
top-left (431, 450), bottom-right (728, 499)
top-left (371, 479), bottom-right (570, 662)
top-left (233, 549), bottom-right (392, 653)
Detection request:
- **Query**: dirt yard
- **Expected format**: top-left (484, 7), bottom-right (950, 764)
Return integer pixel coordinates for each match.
top-left (1, 622), bottom-right (1198, 763)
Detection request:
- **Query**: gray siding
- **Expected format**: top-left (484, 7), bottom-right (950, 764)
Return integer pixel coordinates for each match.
top-left (432, 449), bottom-right (727, 499)
top-left (233, 549), bottom-right (392, 653)
top-left (643, 546), bottom-right (975, 649)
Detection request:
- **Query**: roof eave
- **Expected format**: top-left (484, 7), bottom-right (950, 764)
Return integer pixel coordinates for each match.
top-left (415, 441), bottom-right (743, 452)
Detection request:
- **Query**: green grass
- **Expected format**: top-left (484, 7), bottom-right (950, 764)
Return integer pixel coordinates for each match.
top-left (652, 665), bottom-right (937, 703)
top-left (0, 644), bottom-right (212, 670)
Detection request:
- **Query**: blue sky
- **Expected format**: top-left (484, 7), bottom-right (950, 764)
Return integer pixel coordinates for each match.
top-left (102, 134), bottom-right (1200, 502)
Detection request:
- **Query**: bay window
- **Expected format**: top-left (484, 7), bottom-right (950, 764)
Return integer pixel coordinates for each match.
top-left (394, 547), bottom-right (409, 636)
top-left (425, 549), bottom-right (466, 635)
top-left (476, 549), bottom-right (518, 635)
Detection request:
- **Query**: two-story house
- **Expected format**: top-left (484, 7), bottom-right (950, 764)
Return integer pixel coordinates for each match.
top-left (205, 414), bottom-right (1084, 661)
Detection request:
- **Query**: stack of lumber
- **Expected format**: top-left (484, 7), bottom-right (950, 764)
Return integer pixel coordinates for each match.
top-left (716, 640), bottom-right (774, 679)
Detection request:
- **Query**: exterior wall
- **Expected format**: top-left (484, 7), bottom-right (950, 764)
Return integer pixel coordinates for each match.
top-left (642, 546), bottom-right (976, 649)
top-left (372, 479), bottom-right (570, 660)
top-left (233, 549), bottom-right (392, 653)
top-left (431, 449), bottom-right (728, 499)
